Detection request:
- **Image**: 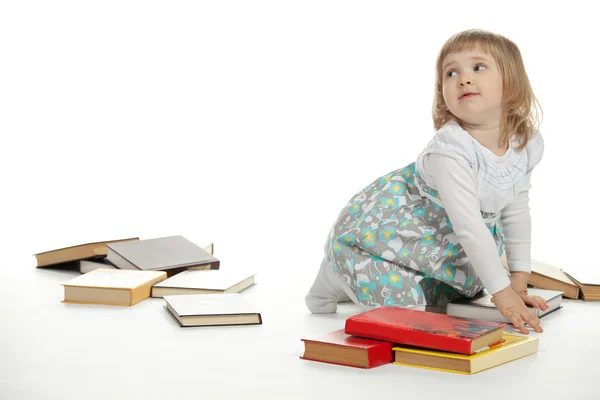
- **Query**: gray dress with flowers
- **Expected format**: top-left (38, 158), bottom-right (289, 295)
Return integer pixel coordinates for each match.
top-left (323, 121), bottom-right (544, 308)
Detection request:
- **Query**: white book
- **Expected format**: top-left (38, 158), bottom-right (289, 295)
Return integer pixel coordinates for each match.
top-left (163, 293), bottom-right (262, 327)
top-left (446, 288), bottom-right (563, 324)
top-left (151, 269), bottom-right (255, 297)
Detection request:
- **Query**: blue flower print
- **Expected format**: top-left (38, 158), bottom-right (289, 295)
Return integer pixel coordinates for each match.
top-left (442, 243), bottom-right (459, 257)
top-left (465, 276), bottom-right (476, 288)
top-left (380, 270), bottom-right (403, 288)
top-left (361, 227), bottom-right (376, 248)
top-left (384, 297), bottom-right (396, 306)
top-left (417, 254), bottom-right (424, 262)
top-left (412, 207), bottom-right (426, 218)
top-left (399, 217), bottom-right (411, 229)
top-left (379, 173), bottom-right (393, 187)
top-left (442, 263), bottom-right (456, 281)
top-left (348, 201), bottom-right (361, 215)
top-left (380, 197), bottom-right (400, 210)
top-left (358, 281), bottom-right (376, 301)
top-left (398, 248), bottom-right (411, 258)
top-left (379, 226), bottom-right (396, 242)
top-left (338, 234), bottom-right (356, 247)
top-left (388, 182), bottom-right (406, 196)
top-left (355, 215), bottom-right (366, 226)
top-left (332, 241), bottom-right (342, 256)
top-left (401, 163), bottom-right (416, 184)
top-left (421, 230), bottom-right (434, 246)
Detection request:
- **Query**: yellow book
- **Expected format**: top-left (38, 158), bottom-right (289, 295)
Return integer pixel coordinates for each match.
top-left (393, 334), bottom-right (538, 374)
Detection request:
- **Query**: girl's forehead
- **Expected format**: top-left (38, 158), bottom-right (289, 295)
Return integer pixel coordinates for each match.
top-left (442, 47), bottom-right (495, 67)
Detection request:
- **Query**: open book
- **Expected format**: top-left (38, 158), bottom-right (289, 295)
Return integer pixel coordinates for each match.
top-left (529, 259), bottom-right (599, 301)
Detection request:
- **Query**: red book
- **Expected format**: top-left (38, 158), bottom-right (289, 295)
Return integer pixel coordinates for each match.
top-left (345, 306), bottom-right (506, 355)
top-left (300, 329), bottom-right (392, 369)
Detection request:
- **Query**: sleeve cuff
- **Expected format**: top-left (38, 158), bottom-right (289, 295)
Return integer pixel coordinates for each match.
top-left (483, 275), bottom-right (511, 295)
top-left (508, 261), bottom-right (531, 273)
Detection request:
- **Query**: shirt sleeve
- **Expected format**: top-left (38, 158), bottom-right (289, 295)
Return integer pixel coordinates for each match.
top-left (500, 173), bottom-right (532, 273)
top-left (427, 154), bottom-right (511, 295)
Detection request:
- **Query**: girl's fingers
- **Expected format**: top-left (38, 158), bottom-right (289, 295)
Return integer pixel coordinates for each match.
top-left (535, 296), bottom-right (549, 311)
top-left (508, 312), bottom-right (529, 334)
top-left (525, 296), bottom-right (541, 309)
top-left (522, 309), bottom-right (543, 333)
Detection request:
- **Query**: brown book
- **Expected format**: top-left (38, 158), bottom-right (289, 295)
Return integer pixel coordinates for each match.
top-left (62, 268), bottom-right (167, 306)
top-left (106, 236), bottom-right (219, 277)
top-left (564, 272), bottom-right (600, 301)
top-left (34, 237), bottom-right (139, 267)
top-left (528, 259), bottom-right (580, 299)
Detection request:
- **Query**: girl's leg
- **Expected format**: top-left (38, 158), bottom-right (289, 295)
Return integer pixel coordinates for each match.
top-left (305, 256), bottom-right (359, 314)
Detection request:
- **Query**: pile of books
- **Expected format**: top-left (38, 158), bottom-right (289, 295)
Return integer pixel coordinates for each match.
top-left (300, 307), bottom-right (539, 374)
top-left (34, 236), bottom-right (261, 327)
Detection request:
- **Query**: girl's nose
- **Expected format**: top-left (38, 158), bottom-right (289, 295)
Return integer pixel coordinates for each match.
top-left (460, 77), bottom-right (473, 86)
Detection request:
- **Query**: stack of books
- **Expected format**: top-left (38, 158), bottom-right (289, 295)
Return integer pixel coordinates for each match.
top-left (34, 235), bottom-right (261, 327)
top-left (301, 307), bottom-right (539, 374)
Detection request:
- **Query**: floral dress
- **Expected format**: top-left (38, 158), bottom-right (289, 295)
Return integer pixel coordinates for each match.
top-left (323, 121), bottom-right (543, 308)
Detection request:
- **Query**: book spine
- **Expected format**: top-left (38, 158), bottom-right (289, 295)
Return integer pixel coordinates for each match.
top-left (367, 343), bottom-right (393, 368)
top-left (345, 318), bottom-right (472, 355)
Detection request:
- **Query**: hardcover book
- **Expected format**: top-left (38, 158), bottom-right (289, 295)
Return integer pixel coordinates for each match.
top-left (61, 268), bottom-right (167, 306)
top-left (301, 329), bottom-right (392, 369)
top-left (34, 237), bottom-right (139, 267)
top-left (393, 333), bottom-right (539, 374)
top-left (529, 259), bottom-right (579, 299)
top-left (151, 269), bottom-right (255, 297)
top-left (446, 288), bottom-right (563, 323)
top-left (163, 293), bottom-right (262, 327)
top-left (345, 306), bottom-right (505, 355)
top-left (106, 236), bottom-right (219, 276)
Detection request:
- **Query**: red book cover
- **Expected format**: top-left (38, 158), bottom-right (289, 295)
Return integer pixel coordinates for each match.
top-left (345, 306), bottom-right (506, 355)
top-left (301, 329), bottom-right (392, 369)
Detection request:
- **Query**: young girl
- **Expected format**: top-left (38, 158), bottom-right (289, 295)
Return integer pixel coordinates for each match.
top-left (305, 29), bottom-right (550, 335)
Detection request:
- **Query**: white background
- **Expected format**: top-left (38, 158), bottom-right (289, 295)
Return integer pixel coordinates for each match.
top-left (1, 1), bottom-right (598, 399)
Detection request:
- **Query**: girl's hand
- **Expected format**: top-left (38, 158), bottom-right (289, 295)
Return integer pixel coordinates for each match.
top-left (510, 272), bottom-right (549, 311)
top-left (491, 285), bottom-right (543, 334)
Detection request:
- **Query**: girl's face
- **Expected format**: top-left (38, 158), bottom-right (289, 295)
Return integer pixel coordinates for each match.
top-left (441, 47), bottom-right (503, 126)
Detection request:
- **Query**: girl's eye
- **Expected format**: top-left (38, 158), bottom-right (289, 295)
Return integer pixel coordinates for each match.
top-left (447, 70), bottom-right (457, 78)
top-left (475, 64), bottom-right (486, 71)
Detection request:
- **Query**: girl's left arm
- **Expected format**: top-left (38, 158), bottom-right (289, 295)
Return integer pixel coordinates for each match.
top-left (501, 173), bottom-right (532, 274)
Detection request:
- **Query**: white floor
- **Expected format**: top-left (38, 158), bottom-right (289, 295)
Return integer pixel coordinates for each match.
top-left (1, 259), bottom-right (598, 400)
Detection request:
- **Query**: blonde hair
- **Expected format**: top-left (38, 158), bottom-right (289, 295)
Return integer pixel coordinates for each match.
top-left (432, 29), bottom-right (542, 151)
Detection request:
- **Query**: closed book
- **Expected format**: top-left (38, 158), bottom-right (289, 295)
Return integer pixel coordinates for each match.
top-left (61, 268), bottom-right (167, 306)
top-left (301, 329), bottom-right (392, 369)
top-left (106, 236), bottom-right (219, 277)
top-left (345, 306), bottom-right (505, 355)
top-left (151, 269), bottom-right (255, 297)
top-left (447, 288), bottom-right (563, 323)
top-left (163, 293), bottom-right (262, 327)
top-left (393, 333), bottom-right (539, 374)
top-left (34, 237), bottom-right (139, 267)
